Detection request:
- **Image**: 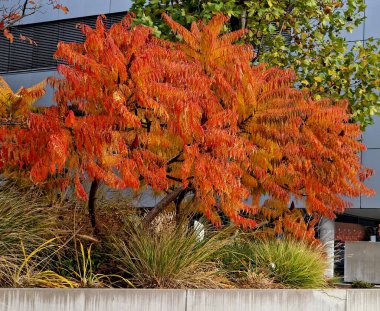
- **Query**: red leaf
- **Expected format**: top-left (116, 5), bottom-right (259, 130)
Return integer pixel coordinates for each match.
top-left (53, 4), bottom-right (69, 14)
top-left (65, 110), bottom-right (76, 128)
top-left (75, 175), bottom-right (88, 201)
top-left (4, 29), bottom-right (14, 43)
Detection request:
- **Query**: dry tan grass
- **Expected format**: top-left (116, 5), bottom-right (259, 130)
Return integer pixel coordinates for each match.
top-left (110, 214), bottom-right (232, 289)
top-left (235, 270), bottom-right (287, 289)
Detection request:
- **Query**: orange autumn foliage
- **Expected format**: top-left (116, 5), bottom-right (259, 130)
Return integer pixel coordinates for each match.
top-left (0, 14), bottom-right (374, 236)
top-left (1, 1), bottom-right (68, 42)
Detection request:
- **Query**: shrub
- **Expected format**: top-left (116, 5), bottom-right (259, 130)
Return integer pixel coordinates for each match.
top-left (0, 186), bottom-right (53, 254)
top-left (352, 280), bottom-right (374, 289)
top-left (0, 238), bottom-right (76, 288)
top-left (219, 237), bottom-right (327, 288)
top-left (110, 215), bottom-right (230, 288)
top-left (250, 239), bottom-right (327, 288)
top-left (0, 185), bottom-right (57, 285)
top-left (64, 241), bottom-right (132, 288)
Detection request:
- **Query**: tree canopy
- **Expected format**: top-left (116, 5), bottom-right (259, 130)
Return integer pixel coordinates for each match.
top-left (0, 14), bottom-right (373, 239)
top-left (131, 0), bottom-right (380, 129)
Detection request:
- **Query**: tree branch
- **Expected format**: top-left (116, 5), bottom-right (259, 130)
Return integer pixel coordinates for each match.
top-left (167, 151), bottom-right (183, 165)
top-left (166, 174), bottom-right (182, 182)
top-left (142, 186), bottom-right (184, 228)
top-left (0, 120), bottom-right (27, 127)
top-left (21, 0), bottom-right (28, 17)
top-left (88, 179), bottom-right (100, 229)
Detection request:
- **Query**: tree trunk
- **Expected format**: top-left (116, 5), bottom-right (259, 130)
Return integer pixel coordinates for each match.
top-left (241, 9), bottom-right (247, 29)
top-left (88, 179), bottom-right (99, 229)
top-left (142, 187), bottom-right (183, 228)
top-left (175, 198), bottom-right (182, 225)
top-left (174, 189), bottom-right (186, 224)
top-left (175, 188), bottom-right (193, 224)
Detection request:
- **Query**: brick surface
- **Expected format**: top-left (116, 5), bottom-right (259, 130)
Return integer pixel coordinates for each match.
top-left (335, 222), bottom-right (366, 241)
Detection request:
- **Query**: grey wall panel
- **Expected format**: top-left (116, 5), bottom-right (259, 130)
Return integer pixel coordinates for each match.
top-left (0, 289), bottom-right (187, 311)
top-left (344, 196), bottom-right (361, 209)
top-left (3, 288), bottom-right (380, 311)
top-left (365, 0), bottom-right (380, 38)
top-left (57, 0), bottom-right (111, 20)
top-left (362, 115), bottom-right (380, 149)
top-left (341, 24), bottom-right (364, 42)
top-left (347, 290), bottom-right (380, 311)
top-left (2, 70), bottom-right (57, 107)
top-left (339, 3), bottom-right (365, 42)
top-left (343, 208), bottom-right (380, 219)
top-left (186, 289), bottom-right (346, 311)
top-left (110, 0), bottom-right (132, 13)
top-left (356, 0), bottom-right (380, 210)
top-left (344, 242), bottom-right (380, 283)
top-left (4, 0), bottom-right (120, 25)
top-left (361, 150), bottom-right (380, 209)
top-left (6, 0), bottom-right (60, 25)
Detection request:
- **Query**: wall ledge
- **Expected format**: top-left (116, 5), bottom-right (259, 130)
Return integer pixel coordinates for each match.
top-left (0, 288), bottom-right (379, 311)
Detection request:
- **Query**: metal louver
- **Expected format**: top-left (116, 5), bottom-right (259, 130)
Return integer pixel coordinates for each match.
top-left (0, 12), bottom-right (127, 74)
top-left (0, 35), bottom-right (10, 72)
top-left (8, 26), bottom-right (35, 71)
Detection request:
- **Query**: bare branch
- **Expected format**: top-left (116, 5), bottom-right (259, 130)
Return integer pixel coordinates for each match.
top-left (142, 186), bottom-right (184, 228)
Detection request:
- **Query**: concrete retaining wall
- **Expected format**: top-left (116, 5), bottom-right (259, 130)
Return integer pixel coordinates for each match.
top-left (0, 289), bottom-right (380, 311)
top-left (345, 241), bottom-right (380, 284)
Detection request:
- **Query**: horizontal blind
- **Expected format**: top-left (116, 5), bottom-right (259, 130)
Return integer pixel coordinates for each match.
top-left (0, 35), bottom-right (10, 72)
top-left (0, 12), bottom-right (128, 74)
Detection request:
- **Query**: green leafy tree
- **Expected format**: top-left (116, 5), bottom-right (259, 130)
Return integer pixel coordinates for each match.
top-left (131, 0), bottom-right (380, 128)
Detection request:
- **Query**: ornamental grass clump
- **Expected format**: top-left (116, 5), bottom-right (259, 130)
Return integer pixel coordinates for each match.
top-left (110, 215), bottom-right (230, 288)
top-left (219, 236), bottom-right (327, 289)
top-left (0, 185), bottom-right (52, 256)
top-left (250, 239), bottom-right (327, 288)
top-left (0, 238), bottom-right (76, 288)
top-left (0, 185), bottom-right (72, 287)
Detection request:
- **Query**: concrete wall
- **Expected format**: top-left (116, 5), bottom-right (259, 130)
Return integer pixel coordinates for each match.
top-left (344, 241), bottom-right (380, 283)
top-left (0, 289), bottom-right (379, 311)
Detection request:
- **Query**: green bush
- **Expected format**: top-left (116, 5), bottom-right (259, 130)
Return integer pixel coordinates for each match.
top-left (249, 239), bottom-right (327, 288)
top-left (219, 237), bottom-right (327, 288)
top-left (110, 215), bottom-right (230, 288)
top-left (352, 280), bottom-right (374, 289)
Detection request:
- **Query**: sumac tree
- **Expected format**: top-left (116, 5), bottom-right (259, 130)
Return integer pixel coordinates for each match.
top-left (0, 76), bottom-right (46, 121)
top-left (0, 14), bottom-right (373, 239)
top-left (132, 0), bottom-right (380, 129)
